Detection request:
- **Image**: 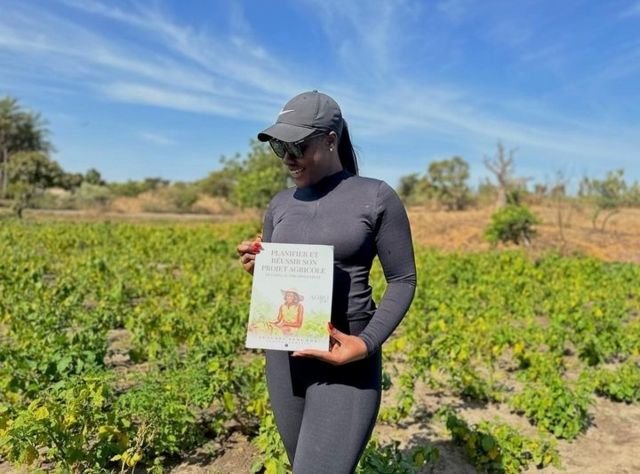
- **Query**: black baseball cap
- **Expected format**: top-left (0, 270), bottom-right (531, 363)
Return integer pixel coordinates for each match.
top-left (257, 90), bottom-right (344, 143)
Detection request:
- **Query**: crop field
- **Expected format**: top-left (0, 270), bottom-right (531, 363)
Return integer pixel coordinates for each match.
top-left (1, 220), bottom-right (640, 473)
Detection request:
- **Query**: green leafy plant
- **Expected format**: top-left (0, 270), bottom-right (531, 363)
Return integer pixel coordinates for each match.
top-left (2, 221), bottom-right (640, 472)
top-left (485, 204), bottom-right (540, 246)
top-left (440, 408), bottom-right (560, 473)
top-left (250, 411), bottom-right (289, 474)
top-left (0, 374), bottom-right (124, 472)
top-left (356, 438), bottom-right (439, 474)
top-left (509, 377), bottom-right (592, 439)
top-left (590, 361), bottom-right (640, 403)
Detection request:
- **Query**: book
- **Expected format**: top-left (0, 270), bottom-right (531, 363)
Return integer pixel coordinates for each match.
top-left (245, 242), bottom-right (334, 351)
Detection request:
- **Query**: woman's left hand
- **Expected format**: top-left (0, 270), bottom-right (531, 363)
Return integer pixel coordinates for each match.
top-left (292, 323), bottom-right (368, 365)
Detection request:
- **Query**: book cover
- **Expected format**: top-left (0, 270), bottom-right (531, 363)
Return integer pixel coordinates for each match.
top-left (245, 243), bottom-right (334, 351)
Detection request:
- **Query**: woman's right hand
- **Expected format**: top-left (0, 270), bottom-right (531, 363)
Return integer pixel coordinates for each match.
top-left (236, 235), bottom-right (262, 275)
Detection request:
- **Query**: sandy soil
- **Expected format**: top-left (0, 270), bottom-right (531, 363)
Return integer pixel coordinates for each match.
top-left (143, 380), bottom-right (640, 474)
top-left (407, 204), bottom-right (640, 263)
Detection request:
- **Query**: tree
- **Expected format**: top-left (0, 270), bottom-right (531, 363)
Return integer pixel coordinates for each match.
top-left (108, 177), bottom-right (169, 197)
top-left (483, 142), bottom-right (530, 208)
top-left (60, 172), bottom-right (84, 191)
top-left (84, 168), bottom-right (105, 186)
top-left (396, 173), bottom-right (433, 206)
top-left (0, 96), bottom-right (52, 198)
top-left (426, 156), bottom-right (471, 210)
top-left (7, 151), bottom-right (64, 217)
top-left (229, 140), bottom-right (290, 209)
top-left (196, 154), bottom-right (243, 198)
top-left (397, 173), bottom-right (421, 203)
top-left (0, 97), bottom-right (19, 199)
top-left (579, 169), bottom-right (627, 231)
top-left (548, 170), bottom-right (574, 248)
top-left (627, 181), bottom-right (640, 207)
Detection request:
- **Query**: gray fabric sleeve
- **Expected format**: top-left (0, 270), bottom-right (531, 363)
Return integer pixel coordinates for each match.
top-left (357, 182), bottom-right (417, 357)
top-left (262, 203), bottom-right (274, 243)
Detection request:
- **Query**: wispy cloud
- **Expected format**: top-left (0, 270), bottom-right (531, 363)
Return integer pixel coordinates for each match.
top-left (1, 0), bottom-right (301, 115)
top-left (300, 0), bottom-right (423, 82)
top-left (0, 0), bottom-right (638, 178)
top-left (103, 82), bottom-right (243, 117)
top-left (621, 1), bottom-right (640, 17)
top-left (138, 131), bottom-right (176, 146)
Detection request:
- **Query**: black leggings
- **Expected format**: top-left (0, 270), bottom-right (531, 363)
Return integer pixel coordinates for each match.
top-left (265, 322), bottom-right (382, 474)
top-left (266, 314), bottom-right (382, 474)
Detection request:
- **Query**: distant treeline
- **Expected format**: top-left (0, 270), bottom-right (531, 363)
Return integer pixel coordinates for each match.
top-left (2, 95), bottom-right (639, 217)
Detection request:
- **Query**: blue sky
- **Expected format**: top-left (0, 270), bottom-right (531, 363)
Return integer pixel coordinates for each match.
top-left (1, 0), bottom-right (639, 190)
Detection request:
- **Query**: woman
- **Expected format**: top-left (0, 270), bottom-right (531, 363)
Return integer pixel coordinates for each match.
top-left (270, 289), bottom-right (305, 334)
top-left (236, 90), bottom-right (416, 473)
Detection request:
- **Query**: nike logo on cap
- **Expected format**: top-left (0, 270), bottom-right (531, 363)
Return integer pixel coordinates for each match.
top-left (279, 109), bottom-right (295, 115)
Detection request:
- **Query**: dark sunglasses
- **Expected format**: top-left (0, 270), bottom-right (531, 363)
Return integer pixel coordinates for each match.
top-left (269, 131), bottom-right (326, 159)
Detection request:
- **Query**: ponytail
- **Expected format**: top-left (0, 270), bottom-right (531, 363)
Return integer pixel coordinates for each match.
top-left (337, 120), bottom-right (359, 176)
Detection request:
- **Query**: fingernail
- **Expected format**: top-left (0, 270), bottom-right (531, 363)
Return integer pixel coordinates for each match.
top-left (328, 322), bottom-right (334, 331)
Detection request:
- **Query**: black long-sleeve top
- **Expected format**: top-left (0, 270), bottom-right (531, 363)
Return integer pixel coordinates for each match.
top-left (262, 169), bottom-right (417, 357)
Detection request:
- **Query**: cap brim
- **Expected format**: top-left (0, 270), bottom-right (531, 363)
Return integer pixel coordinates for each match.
top-left (257, 122), bottom-right (315, 143)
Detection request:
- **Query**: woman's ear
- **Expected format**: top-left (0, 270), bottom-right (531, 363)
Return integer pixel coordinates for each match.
top-left (327, 131), bottom-right (338, 151)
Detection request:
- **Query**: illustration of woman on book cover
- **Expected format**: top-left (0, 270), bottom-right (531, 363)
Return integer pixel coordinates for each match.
top-left (269, 288), bottom-right (304, 334)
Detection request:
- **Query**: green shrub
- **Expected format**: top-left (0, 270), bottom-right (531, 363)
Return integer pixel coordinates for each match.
top-left (485, 204), bottom-right (540, 246)
top-left (108, 178), bottom-right (170, 197)
top-left (509, 377), bottom-right (592, 439)
top-left (142, 184), bottom-right (200, 213)
top-left (164, 184), bottom-right (199, 212)
top-left (29, 191), bottom-right (76, 210)
top-left (74, 182), bottom-right (112, 207)
top-left (356, 438), bottom-right (439, 474)
top-left (0, 374), bottom-right (124, 472)
top-left (590, 361), bottom-right (640, 403)
top-left (440, 408), bottom-right (560, 473)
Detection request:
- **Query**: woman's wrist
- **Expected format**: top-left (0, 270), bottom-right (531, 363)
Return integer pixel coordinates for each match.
top-left (356, 334), bottom-right (375, 358)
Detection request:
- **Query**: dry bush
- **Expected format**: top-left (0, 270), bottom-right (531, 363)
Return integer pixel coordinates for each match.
top-left (191, 195), bottom-right (235, 215)
top-left (109, 191), bottom-right (236, 215)
top-left (109, 196), bottom-right (146, 214)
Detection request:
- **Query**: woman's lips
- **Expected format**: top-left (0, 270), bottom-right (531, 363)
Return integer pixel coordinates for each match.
top-left (289, 167), bottom-right (304, 178)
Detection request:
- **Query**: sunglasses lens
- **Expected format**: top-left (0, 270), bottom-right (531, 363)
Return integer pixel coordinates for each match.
top-left (285, 142), bottom-right (303, 159)
top-left (269, 139), bottom-right (286, 158)
top-left (270, 133), bottom-right (321, 159)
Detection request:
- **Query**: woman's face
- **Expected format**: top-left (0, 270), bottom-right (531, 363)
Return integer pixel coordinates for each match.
top-left (285, 292), bottom-right (296, 304)
top-left (282, 132), bottom-right (340, 188)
